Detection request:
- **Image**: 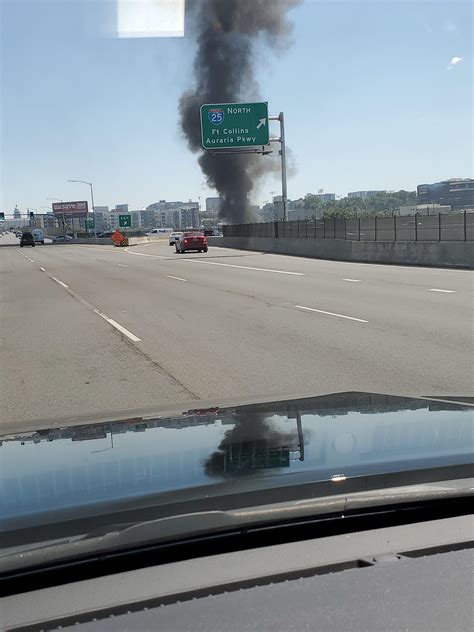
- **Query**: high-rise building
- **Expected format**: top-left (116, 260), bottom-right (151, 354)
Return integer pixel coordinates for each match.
top-left (93, 206), bottom-right (110, 232)
top-left (115, 204), bottom-right (129, 213)
top-left (348, 190), bottom-right (386, 199)
top-left (206, 197), bottom-right (223, 216)
top-left (417, 179), bottom-right (473, 210)
top-left (315, 193), bottom-right (336, 203)
top-left (140, 210), bottom-right (156, 228)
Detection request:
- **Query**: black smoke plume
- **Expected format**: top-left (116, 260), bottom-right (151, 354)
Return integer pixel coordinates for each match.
top-left (180, 0), bottom-right (300, 223)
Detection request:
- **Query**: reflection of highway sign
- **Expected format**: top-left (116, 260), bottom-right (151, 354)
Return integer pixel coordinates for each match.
top-left (224, 448), bottom-right (290, 472)
top-left (52, 201), bottom-right (88, 218)
top-left (200, 102), bottom-right (269, 150)
top-left (119, 214), bottom-right (132, 228)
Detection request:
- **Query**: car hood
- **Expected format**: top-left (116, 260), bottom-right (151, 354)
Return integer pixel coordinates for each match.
top-left (1, 391), bottom-right (473, 537)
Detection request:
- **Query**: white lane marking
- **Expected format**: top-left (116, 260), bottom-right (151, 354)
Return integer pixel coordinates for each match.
top-left (185, 260), bottom-right (306, 276)
top-left (93, 309), bottom-right (141, 342)
top-left (295, 305), bottom-right (368, 323)
top-left (117, 263), bottom-right (129, 268)
top-left (52, 277), bottom-right (69, 289)
top-left (343, 278), bottom-right (361, 283)
top-left (165, 275), bottom-right (188, 282)
top-left (40, 267), bottom-right (46, 271)
top-left (90, 258), bottom-right (97, 260)
top-left (428, 288), bottom-right (456, 293)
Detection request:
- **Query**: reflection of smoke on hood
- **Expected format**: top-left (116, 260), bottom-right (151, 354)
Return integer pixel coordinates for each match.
top-left (204, 412), bottom-right (299, 476)
top-left (180, 0), bottom-right (300, 223)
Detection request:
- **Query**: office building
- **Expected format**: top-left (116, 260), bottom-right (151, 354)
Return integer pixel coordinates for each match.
top-left (205, 197), bottom-right (223, 216)
top-left (315, 193), bottom-right (336, 203)
top-left (93, 206), bottom-right (110, 233)
top-left (348, 190), bottom-right (386, 200)
top-left (417, 179), bottom-right (474, 211)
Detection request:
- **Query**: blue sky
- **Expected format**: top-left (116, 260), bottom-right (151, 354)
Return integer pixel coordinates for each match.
top-left (1, 0), bottom-right (472, 214)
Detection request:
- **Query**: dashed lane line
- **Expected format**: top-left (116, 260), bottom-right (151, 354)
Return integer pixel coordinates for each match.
top-left (51, 277), bottom-right (69, 289)
top-left (295, 304), bottom-right (368, 323)
top-left (93, 309), bottom-right (142, 342)
top-left (428, 288), bottom-right (456, 293)
top-left (165, 275), bottom-right (188, 282)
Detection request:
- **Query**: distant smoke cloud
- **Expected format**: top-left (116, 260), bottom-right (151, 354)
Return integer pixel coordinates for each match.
top-left (179, 0), bottom-right (300, 223)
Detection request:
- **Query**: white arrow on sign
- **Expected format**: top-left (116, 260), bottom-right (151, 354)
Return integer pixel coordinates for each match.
top-left (256, 118), bottom-right (267, 130)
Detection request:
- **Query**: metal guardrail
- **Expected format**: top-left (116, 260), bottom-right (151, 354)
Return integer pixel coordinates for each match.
top-left (223, 212), bottom-right (473, 242)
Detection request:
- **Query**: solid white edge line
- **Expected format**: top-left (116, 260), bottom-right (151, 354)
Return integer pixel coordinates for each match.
top-left (124, 249), bottom-right (167, 259)
top-left (51, 277), bottom-right (69, 289)
top-left (188, 260), bottom-right (306, 275)
top-left (343, 278), bottom-right (362, 282)
top-left (295, 305), bottom-right (368, 323)
top-left (165, 275), bottom-right (188, 282)
top-left (428, 288), bottom-right (456, 293)
top-left (93, 309), bottom-right (141, 342)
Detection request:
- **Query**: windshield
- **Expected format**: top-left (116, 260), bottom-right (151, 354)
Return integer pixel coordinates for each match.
top-left (0, 0), bottom-right (472, 557)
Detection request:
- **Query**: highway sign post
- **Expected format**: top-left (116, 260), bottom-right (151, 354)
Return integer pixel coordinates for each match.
top-left (200, 102), bottom-right (269, 150)
top-left (119, 215), bottom-right (132, 228)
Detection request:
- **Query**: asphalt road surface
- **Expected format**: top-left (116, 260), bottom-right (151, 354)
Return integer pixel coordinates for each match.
top-left (1, 238), bottom-right (473, 426)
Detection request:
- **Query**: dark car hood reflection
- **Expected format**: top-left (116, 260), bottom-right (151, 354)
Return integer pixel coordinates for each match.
top-left (1, 392), bottom-right (472, 530)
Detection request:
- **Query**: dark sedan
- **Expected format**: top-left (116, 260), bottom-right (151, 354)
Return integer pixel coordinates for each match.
top-left (20, 232), bottom-right (35, 247)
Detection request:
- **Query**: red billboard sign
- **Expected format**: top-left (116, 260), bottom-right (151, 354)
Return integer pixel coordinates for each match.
top-left (52, 201), bottom-right (89, 218)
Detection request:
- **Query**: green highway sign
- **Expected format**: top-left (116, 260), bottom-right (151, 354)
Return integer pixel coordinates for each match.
top-left (119, 214), bottom-right (132, 228)
top-left (85, 218), bottom-right (94, 229)
top-left (200, 102), bottom-right (269, 150)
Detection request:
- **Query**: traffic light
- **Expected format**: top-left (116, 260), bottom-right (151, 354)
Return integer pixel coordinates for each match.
top-left (29, 211), bottom-right (34, 219)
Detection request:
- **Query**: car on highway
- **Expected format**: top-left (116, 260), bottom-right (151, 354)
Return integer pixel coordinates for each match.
top-left (52, 234), bottom-right (72, 243)
top-left (168, 231), bottom-right (183, 245)
top-left (32, 228), bottom-right (45, 244)
top-left (20, 232), bottom-right (35, 247)
top-left (175, 231), bottom-right (208, 253)
top-left (1, 392), bottom-right (472, 630)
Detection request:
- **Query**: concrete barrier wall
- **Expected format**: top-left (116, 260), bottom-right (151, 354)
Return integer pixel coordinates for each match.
top-left (69, 238), bottom-right (113, 245)
top-left (207, 236), bottom-right (474, 269)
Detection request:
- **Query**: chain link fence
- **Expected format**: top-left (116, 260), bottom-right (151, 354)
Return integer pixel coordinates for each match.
top-left (224, 212), bottom-right (473, 242)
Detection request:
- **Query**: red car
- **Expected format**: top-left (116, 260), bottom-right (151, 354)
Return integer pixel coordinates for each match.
top-left (175, 232), bottom-right (208, 253)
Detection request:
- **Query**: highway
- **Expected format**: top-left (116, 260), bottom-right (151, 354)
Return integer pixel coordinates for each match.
top-left (1, 233), bottom-right (473, 425)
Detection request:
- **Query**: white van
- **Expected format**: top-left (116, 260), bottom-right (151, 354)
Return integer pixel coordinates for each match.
top-left (32, 229), bottom-right (44, 244)
top-left (145, 228), bottom-right (173, 237)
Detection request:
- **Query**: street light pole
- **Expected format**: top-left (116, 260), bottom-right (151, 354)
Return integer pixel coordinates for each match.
top-left (67, 180), bottom-right (98, 238)
top-left (46, 197), bottom-right (64, 231)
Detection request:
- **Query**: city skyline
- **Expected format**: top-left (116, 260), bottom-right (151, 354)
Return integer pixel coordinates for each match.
top-left (1, 1), bottom-right (472, 213)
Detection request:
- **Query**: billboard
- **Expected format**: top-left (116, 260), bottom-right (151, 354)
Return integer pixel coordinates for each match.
top-left (52, 201), bottom-right (88, 218)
